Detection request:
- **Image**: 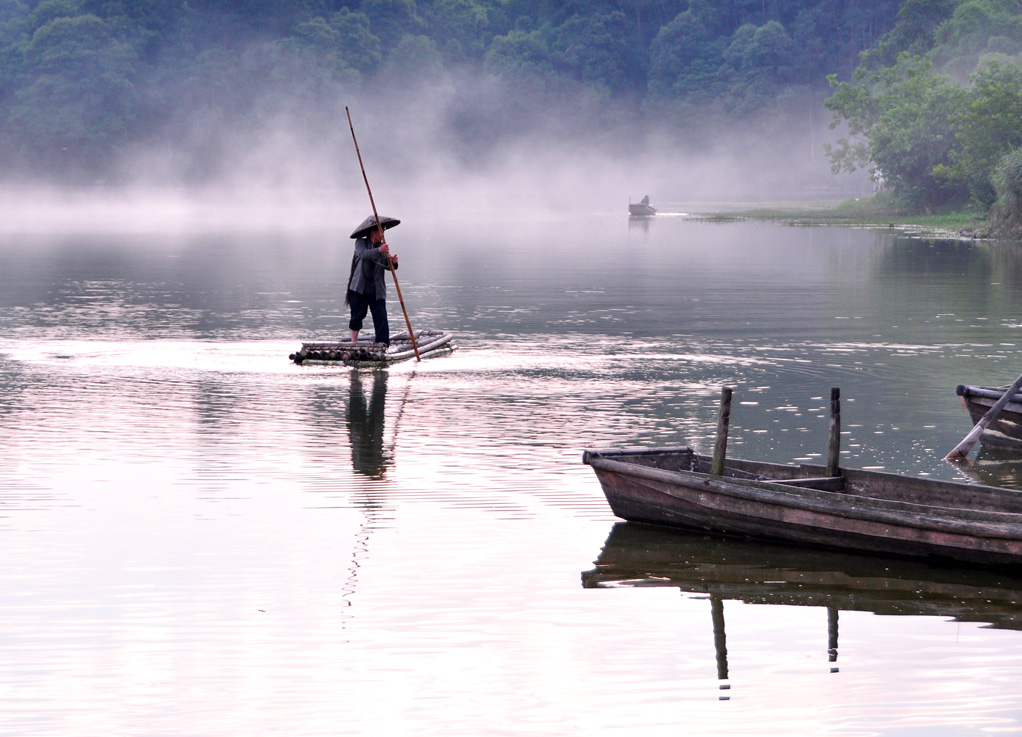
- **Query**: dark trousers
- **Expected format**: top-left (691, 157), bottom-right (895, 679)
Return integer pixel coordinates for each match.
top-left (347, 289), bottom-right (390, 345)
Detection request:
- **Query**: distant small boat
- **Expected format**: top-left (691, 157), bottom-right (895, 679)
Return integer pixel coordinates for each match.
top-left (957, 384), bottom-right (1022, 449)
top-left (629, 195), bottom-right (656, 217)
top-left (290, 330), bottom-right (454, 366)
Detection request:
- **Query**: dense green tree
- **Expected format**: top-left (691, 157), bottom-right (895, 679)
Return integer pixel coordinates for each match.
top-left (361, 0), bottom-right (419, 48)
top-left (378, 30), bottom-right (444, 88)
top-left (0, 0), bottom-right (911, 186)
top-left (484, 27), bottom-right (552, 82)
top-left (423, 0), bottom-right (490, 63)
top-left (826, 55), bottom-right (967, 206)
top-left (787, 1), bottom-right (903, 83)
top-left (723, 20), bottom-right (796, 112)
top-left (647, 10), bottom-right (724, 102)
top-left (993, 148), bottom-right (1022, 230)
top-left (858, 0), bottom-right (963, 69)
top-left (938, 61), bottom-right (1022, 204)
top-left (0, 2), bottom-right (31, 80)
top-left (932, 0), bottom-right (1022, 76)
top-left (287, 7), bottom-right (380, 79)
top-left (548, 11), bottom-right (641, 97)
top-left (825, 0), bottom-right (1022, 210)
top-left (8, 12), bottom-right (138, 174)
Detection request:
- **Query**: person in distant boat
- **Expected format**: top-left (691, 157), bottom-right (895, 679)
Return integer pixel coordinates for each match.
top-left (346, 214), bottom-right (400, 346)
top-left (641, 195), bottom-right (650, 205)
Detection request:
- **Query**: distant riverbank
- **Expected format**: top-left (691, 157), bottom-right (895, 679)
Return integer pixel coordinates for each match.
top-left (684, 196), bottom-right (993, 240)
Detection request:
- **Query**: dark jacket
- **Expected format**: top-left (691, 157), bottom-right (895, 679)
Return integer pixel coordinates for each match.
top-left (348, 237), bottom-right (396, 298)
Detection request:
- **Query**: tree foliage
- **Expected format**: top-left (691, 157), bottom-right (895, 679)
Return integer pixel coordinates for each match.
top-left (825, 0), bottom-right (1022, 211)
top-left (0, 0), bottom-right (952, 187)
top-left (9, 12), bottom-right (138, 175)
top-left (942, 61), bottom-right (1022, 205)
top-left (993, 148), bottom-right (1022, 232)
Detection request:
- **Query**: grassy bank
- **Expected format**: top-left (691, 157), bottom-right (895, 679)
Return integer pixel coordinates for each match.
top-left (684, 196), bottom-right (988, 238)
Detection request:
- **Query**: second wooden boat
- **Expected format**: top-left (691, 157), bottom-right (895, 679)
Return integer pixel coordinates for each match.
top-left (956, 384), bottom-right (1022, 449)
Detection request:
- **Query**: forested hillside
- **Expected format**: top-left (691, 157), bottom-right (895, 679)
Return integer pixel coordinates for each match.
top-left (0, 1), bottom-right (900, 190)
top-left (825, 0), bottom-right (1022, 225)
top-left (0, 0), bottom-right (1019, 216)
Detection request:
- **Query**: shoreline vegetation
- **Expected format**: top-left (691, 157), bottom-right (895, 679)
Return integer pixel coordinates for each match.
top-left (685, 195), bottom-right (1013, 241)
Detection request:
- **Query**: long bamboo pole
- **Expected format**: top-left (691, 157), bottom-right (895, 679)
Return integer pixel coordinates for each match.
top-left (345, 106), bottom-right (419, 361)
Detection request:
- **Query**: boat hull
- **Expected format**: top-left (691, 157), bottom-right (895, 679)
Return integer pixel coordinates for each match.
top-left (628, 203), bottom-right (656, 217)
top-left (583, 447), bottom-right (1022, 566)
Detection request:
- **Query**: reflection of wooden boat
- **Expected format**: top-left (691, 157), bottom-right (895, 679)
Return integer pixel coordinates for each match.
top-left (290, 330), bottom-right (454, 366)
top-left (628, 202), bottom-right (656, 217)
top-left (957, 447), bottom-right (1022, 489)
top-left (956, 384), bottom-right (1022, 449)
top-left (582, 445), bottom-right (1022, 566)
top-left (582, 523), bottom-right (1022, 631)
top-left (583, 524), bottom-right (1022, 695)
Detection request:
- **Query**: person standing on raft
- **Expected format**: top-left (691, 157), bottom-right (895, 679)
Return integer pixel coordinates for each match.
top-left (346, 214), bottom-right (400, 347)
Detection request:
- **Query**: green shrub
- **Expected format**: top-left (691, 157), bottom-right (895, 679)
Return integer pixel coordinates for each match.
top-left (993, 149), bottom-right (1022, 232)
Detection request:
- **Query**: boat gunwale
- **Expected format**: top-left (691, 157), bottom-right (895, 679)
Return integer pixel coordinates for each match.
top-left (584, 449), bottom-right (1022, 538)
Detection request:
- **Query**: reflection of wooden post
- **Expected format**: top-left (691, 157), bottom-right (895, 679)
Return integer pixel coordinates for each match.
top-left (827, 387), bottom-right (841, 477)
top-left (827, 606), bottom-right (839, 672)
top-left (710, 595), bottom-right (730, 696)
top-left (711, 387), bottom-right (733, 476)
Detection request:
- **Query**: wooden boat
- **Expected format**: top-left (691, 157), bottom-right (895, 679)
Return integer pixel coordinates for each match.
top-left (290, 330), bottom-right (454, 366)
top-left (628, 202), bottom-right (656, 217)
top-left (583, 445), bottom-right (1022, 566)
top-left (582, 522), bottom-right (1022, 631)
top-left (956, 384), bottom-right (1022, 449)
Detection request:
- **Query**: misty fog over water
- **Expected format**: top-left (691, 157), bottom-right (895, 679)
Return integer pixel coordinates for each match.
top-left (4, 211), bottom-right (1022, 734)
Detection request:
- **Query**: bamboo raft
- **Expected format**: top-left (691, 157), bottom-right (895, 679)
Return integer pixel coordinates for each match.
top-left (290, 330), bottom-right (454, 366)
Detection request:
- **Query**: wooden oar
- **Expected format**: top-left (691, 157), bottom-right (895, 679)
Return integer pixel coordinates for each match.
top-left (944, 371), bottom-right (1022, 460)
top-left (346, 106), bottom-right (420, 361)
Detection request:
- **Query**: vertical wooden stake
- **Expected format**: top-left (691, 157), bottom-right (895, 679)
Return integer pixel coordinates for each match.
top-left (711, 387), bottom-right (733, 476)
top-left (827, 387), bottom-right (841, 477)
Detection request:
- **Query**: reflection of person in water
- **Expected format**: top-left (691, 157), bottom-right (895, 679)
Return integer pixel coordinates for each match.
top-left (347, 370), bottom-right (391, 478)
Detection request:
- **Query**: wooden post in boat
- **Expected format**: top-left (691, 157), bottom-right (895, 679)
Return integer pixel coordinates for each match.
top-left (827, 387), bottom-right (841, 477)
top-left (711, 387), bottom-right (733, 476)
top-left (945, 371), bottom-right (1022, 460)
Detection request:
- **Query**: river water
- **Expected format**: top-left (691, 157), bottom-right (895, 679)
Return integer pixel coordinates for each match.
top-left (3, 210), bottom-right (1022, 735)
